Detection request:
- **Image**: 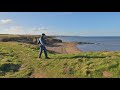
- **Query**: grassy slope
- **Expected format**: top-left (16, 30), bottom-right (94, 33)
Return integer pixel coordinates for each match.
top-left (0, 42), bottom-right (120, 78)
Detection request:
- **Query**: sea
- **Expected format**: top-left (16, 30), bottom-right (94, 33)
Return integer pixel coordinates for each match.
top-left (55, 36), bottom-right (120, 52)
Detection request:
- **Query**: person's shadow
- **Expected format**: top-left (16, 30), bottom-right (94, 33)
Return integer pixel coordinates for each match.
top-left (53, 55), bottom-right (106, 59)
top-left (71, 55), bottom-right (106, 59)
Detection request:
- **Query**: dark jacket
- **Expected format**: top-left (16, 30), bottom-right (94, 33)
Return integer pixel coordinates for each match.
top-left (38, 37), bottom-right (46, 46)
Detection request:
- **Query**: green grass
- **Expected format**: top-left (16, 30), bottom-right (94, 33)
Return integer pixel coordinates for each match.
top-left (0, 42), bottom-right (120, 78)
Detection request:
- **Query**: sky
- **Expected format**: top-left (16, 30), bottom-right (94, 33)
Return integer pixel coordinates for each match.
top-left (0, 12), bottom-right (120, 36)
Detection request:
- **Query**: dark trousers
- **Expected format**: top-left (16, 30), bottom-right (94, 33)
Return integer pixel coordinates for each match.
top-left (39, 45), bottom-right (48, 58)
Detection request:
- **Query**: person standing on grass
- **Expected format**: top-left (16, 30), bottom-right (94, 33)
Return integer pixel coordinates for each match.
top-left (38, 33), bottom-right (50, 59)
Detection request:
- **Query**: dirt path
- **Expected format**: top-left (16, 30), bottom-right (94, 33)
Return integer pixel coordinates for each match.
top-left (46, 42), bottom-right (81, 54)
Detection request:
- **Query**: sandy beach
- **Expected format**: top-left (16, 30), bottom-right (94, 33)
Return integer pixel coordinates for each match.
top-left (46, 42), bottom-right (81, 54)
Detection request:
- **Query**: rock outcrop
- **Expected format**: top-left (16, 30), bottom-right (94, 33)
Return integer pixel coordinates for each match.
top-left (0, 35), bottom-right (62, 45)
top-left (77, 42), bottom-right (94, 44)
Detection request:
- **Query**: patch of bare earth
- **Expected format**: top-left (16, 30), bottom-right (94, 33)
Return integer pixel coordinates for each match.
top-left (46, 42), bottom-right (81, 54)
top-left (31, 73), bottom-right (47, 78)
top-left (103, 71), bottom-right (112, 77)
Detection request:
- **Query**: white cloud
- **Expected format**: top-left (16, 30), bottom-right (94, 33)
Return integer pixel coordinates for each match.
top-left (33, 26), bottom-right (48, 31)
top-left (4, 26), bottom-right (24, 34)
top-left (0, 19), bottom-right (12, 25)
top-left (31, 26), bottom-right (57, 35)
top-left (32, 26), bottom-right (48, 34)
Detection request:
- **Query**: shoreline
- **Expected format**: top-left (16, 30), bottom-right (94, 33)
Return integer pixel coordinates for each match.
top-left (46, 42), bottom-right (82, 54)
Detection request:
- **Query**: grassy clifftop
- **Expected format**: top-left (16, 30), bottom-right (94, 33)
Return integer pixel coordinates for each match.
top-left (0, 42), bottom-right (120, 78)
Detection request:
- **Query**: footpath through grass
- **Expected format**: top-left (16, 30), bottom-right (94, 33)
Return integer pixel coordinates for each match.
top-left (0, 42), bottom-right (120, 78)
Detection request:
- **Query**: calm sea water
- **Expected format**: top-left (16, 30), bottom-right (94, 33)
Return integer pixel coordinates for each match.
top-left (56, 36), bottom-right (120, 52)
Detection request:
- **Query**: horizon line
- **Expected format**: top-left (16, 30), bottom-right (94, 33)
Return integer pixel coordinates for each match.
top-left (0, 34), bottom-right (120, 37)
